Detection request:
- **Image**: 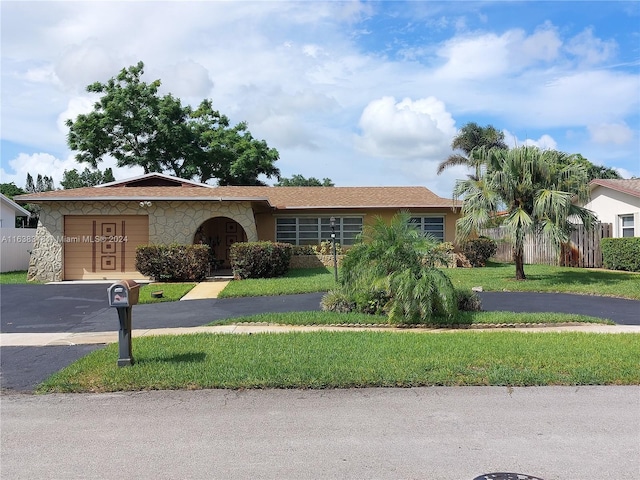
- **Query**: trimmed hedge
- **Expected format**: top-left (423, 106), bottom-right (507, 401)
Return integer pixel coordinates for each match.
top-left (602, 237), bottom-right (640, 272)
top-left (463, 236), bottom-right (497, 267)
top-left (230, 241), bottom-right (293, 279)
top-left (135, 244), bottom-right (210, 282)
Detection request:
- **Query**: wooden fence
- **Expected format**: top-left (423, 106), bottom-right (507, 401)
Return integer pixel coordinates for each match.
top-left (480, 223), bottom-right (612, 268)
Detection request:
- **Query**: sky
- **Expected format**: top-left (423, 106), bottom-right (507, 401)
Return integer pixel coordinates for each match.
top-left (1, 1), bottom-right (639, 198)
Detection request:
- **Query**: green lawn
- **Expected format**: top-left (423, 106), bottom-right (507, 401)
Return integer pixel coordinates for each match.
top-left (444, 262), bottom-right (640, 300)
top-left (0, 270), bottom-right (34, 284)
top-left (218, 263), bottom-right (640, 300)
top-left (37, 331), bottom-right (640, 393)
top-left (218, 267), bottom-right (336, 297)
top-left (138, 283), bottom-right (196, 304)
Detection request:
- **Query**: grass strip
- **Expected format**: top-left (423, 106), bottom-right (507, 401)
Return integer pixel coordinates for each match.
top-left (444, 262), bottom-right (640, 300)
top-left (0, 270), bottom-right (33, 284)
top-left (209, 311), bottom-right (612, 327)
top-left (37, 331), bottom-right (640, 393)
top-left (138, 283), bottom-right (196, 304)
top-left (218, 268), bottom-right (336, 297)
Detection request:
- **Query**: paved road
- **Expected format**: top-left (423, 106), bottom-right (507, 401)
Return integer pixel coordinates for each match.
top-left (1, 285), bottom-right (639, 392)
top-left (2, 386), bottom-right (638, 479)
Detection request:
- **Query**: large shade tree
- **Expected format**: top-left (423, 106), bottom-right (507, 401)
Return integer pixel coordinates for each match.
top-left (437, 122), bottom-right (508, 178)
top-left (66, 62), bottom-right (280, 186)
top-left (454, 146), bottom-right (597, 280)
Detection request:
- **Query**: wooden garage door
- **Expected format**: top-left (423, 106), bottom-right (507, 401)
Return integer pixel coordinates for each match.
top-left (64, 215), bottom-right (149, 280)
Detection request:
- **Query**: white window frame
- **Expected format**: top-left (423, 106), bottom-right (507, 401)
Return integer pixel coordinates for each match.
top-left (409, 216), bottom-right (445, 242)
top-left (619, 214), bottom-right (635, 238)
top-left (275, 216), bottom-right (364, 246)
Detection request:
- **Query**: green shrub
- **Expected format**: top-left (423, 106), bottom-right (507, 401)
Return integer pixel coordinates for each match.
top-left (334, 213), bottom-right (459, 323)
top-left (135, 244), bottom-right (210, 282)
top-left (291, 245), bottom-right (315, 255)
top-left (463, 236), bottom-right (498, 267)
top-left (314, 240), bottom-right (343, 255)
top-left (602, 237), bottom-right (640, 272)
top-left (230, 241), bottom-right (293, 279)
top-left (385, 268), bottom-right (458, 324)
top-left (424, 241), bottom-right (456, 268)
top-left (456, 288), bottom-right (482, 312)
top-left (320, 290), bottom-right (356, 313)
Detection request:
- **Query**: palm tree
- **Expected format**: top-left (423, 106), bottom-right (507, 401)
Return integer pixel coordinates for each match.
top-left (437, 122), bottom-right (508, 178)
top-left (454, 146), bottom-right (597, 280)
top-left (336, 212), bottom-right (458, 323)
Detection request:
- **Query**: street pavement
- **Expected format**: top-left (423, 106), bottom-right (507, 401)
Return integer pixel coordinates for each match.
top-left (2, 386), bottom-right (639, 479)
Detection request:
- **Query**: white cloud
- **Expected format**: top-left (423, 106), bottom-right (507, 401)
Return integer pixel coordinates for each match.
top-left (355, 96), bottom-right (456, 159)
top-left (566, 28), bottom-right (618, 66)
top-left (435, 33), bottom-right (510, 80)
top-left (158, 60), bottom-right (214, 99)
top-left (55, 39), bottom-right (123, 91)
top-left (503, 130), bottom-right (558, 150)
top-left (56, 96), bottom-right (96, 135)
top-left (588, 123), bottom-right (634, 145)
top-left (508, 22), bottom-right (561, 66)
top-left (1, 153), bottom-right (79, 188)
top-left (1, 151), bottom-right (145, 189)
top-left (434, 24), bottom-right (561, 81)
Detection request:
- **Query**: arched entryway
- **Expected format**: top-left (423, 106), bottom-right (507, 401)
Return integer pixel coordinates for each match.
top-left (194, 216), bottom-right (247, 269)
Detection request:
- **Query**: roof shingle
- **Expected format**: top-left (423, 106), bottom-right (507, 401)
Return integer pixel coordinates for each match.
top-left (589, 179), bottom-right (640, 198)
top-left (14, 173), bottom-right (458, 209)
top-left (15, 185), bottom-right (457, 209)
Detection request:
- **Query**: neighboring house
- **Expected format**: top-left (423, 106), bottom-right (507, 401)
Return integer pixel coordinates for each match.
top-left (583, 179), bottom-right (640, 238)
top-left (15, 173), bottom-right (461, 282)
top-left (1, 193), bottom-right (33, 273)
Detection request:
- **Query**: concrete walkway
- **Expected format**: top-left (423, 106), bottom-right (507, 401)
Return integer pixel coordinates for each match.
top-left (2, 322), bottom-right (638, 347)
top-left (179, 279), bottom-right (230, 300)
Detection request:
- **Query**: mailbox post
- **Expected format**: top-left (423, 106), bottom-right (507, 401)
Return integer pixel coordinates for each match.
top-left (107, 280), bottom-right (140, 367)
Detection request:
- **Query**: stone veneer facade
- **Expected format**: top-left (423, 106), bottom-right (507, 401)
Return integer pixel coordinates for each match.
top-left (28, 200), bottom-right (258, 282)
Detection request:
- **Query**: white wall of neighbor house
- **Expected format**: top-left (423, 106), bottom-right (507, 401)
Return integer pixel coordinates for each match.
top-left (1, 195), bottom-right (33, 272)
top-left (584, 187), bottom-right (640, 238)
top-left (1, 227), bottom-right (35, 272)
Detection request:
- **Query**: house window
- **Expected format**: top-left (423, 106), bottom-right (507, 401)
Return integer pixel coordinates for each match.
top-left (620, 214), bottom-right (635, 238)
top-left (409, 216), bottom-right (445, 242)
top-left (276, 217), bottom-right (363, 246)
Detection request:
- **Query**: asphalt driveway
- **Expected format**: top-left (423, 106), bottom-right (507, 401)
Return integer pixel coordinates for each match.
top-left (0, 284), bottom-right (325, 333)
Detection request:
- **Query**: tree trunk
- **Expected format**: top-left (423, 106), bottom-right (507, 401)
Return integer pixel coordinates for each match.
top-left (513, 246), bottom-right (526, 280)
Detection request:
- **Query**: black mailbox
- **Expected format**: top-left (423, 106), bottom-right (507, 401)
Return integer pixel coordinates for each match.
top-left (108, 279), bottom-right (139, 307)
top-left (107, 279), bottom-right (140, 367)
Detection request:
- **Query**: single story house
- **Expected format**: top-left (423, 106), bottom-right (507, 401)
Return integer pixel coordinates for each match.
top-left (15, 173), bottom-right (461, 282)
top-left (583, 179), bottom-right (640, 238)
top-left (1, 193), bottom-right (33, 273)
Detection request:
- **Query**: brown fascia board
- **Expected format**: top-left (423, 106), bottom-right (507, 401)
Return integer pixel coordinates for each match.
top-left (15, 195), bottom-right (273, 206)
top-left (276, 204), bottom-right (459, 209)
